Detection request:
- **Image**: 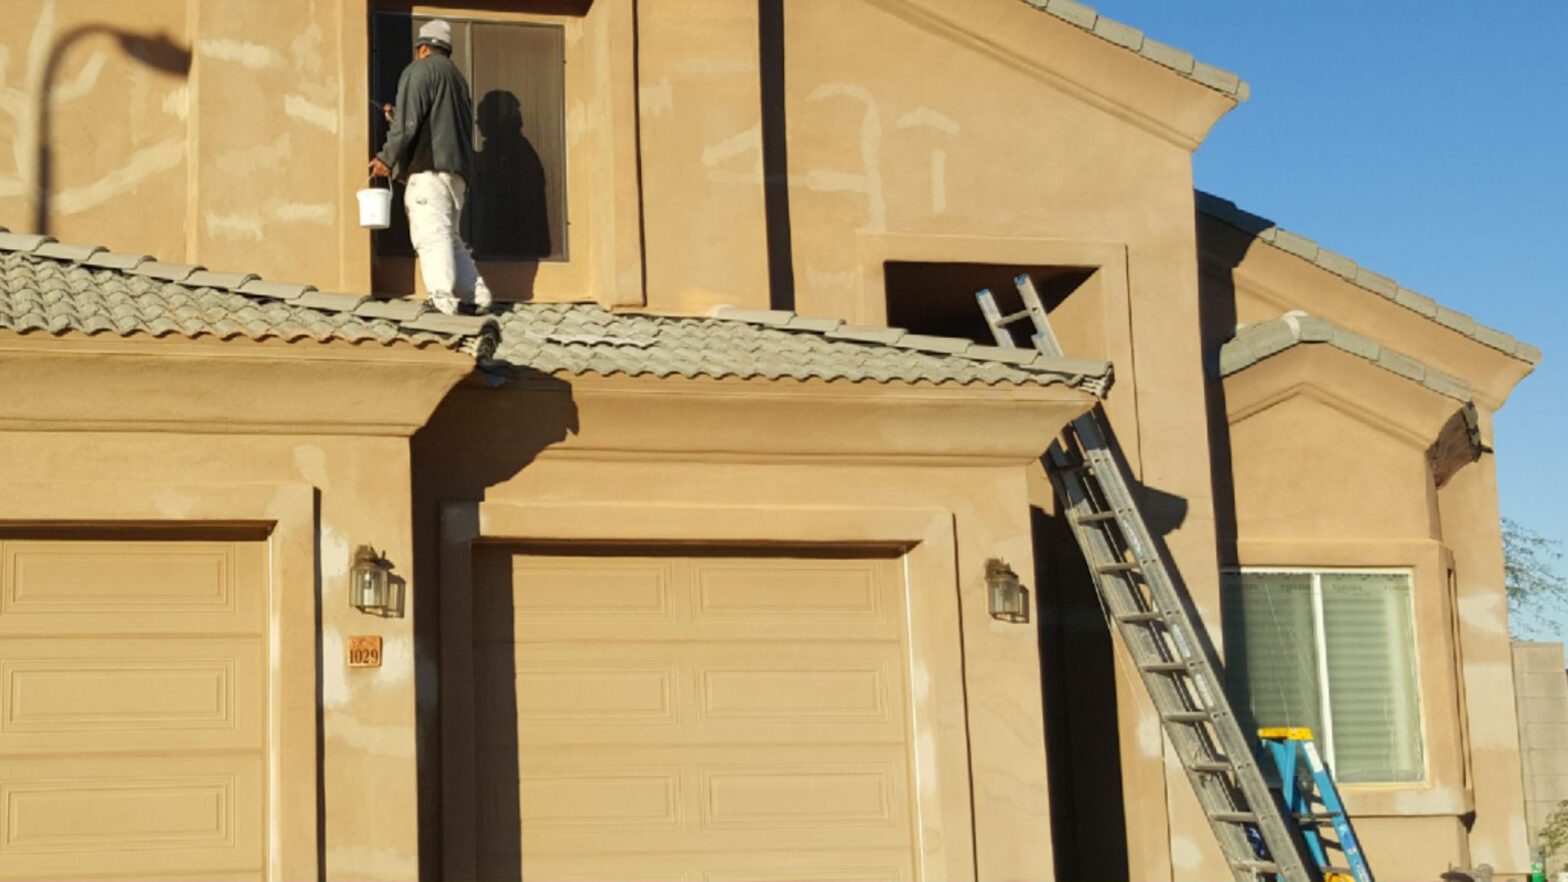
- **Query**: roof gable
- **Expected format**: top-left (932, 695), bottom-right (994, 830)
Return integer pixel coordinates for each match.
top-left (1218, 312), bottom-right (1471, 402)
top-left (1197, 191), bottom-right (1540, 365)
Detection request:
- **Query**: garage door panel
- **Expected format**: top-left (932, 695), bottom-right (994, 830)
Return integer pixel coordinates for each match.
top-left (689, 561), bottom-right (894, 629)
top-left (504, 554), bottom-right (903, 645)
top-left (0, 537), bottom-right (267, 881)
top-left (1, 638), bottom-right (264, 753)
top-left (0, 541), bottom-right (265, 636)
top-left (513, 853), bottom-right (913, 882)
top-left (500, 645), bottom-right (906, 747)
top-left (512, 742), bottom-right (912, 855)
top-left (0, 754), bottom-right (264, 880)
top-left (474, 549), bottom-right (924, 880)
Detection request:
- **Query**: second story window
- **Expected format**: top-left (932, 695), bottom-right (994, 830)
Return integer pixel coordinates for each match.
top-left (1221, 568), bottom-right (1425, 784)
top-left (371, 13), bottom-right (567, 261)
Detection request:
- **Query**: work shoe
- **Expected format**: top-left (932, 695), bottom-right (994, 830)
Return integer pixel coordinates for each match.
top-left (429, 292), bottom-right (460, 316)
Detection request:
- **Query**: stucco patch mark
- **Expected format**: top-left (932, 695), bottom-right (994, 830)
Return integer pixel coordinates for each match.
top-left (283, 93), bottom-right (338, 134)
top-left (198, 38), bottom-right (283, 71)
top-left (701, 123), bottom-right (762, 185)
top-left (1458, 592), bottom-right (1508, 638)
top-left (48, 49), bottom-right (106, 105)
top-left (152, 488), bottom-right (200, 519)
top-left (271, 201), bottom-right (333, 224)
top-left (894, 106), bottom-right (959, 136)
top-left (1137, 707), bottom-right (1162, 758)
top-left (325, 710), bottom-right (416, 760)
top-left (806, 83), bottom-right (886, 233)
top-left (52, 137), bottom-right (185, 215)
top-left (639, 78), bottom-right (673, 118)
top-left (289, 21), bottom-right (324, 77)
top-left (1169, 834), bottom-right (1203, 870)
top-left (377, 633), bottom-right (414, 690)
top-left (205, 212), bottom-right (264, 243)
top-left (216, 133), bottom-right (291, 176)
top-left (292, 444), bottom-right (330, 490)
top-left (161, 84), bottom-right (188, 120)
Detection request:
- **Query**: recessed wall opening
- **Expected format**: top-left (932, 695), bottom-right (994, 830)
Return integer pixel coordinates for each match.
top-left (371, 12), bottom-right (568, 263)
top-left (883, 261), bottom-right (1096, 346)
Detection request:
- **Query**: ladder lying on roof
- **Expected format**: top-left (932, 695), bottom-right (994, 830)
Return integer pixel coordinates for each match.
top-left (977, 275), bottom-right (1312, 882)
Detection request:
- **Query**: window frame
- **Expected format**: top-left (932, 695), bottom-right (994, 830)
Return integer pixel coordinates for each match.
top-left (1223, 565), bottom-right (1427, 784)
top-left (369, 11), bottom-right (571, 263)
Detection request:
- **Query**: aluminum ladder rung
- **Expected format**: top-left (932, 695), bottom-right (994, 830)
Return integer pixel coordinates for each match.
top-left (1191, 760), bottom-right (1236, 773)
top-left (1095, 561), bottom-right (1141, 574)
top-left (1210, 811), bottom-right (1259, 824)
top-left (1162, 711), bottom-right (1213, 724)
top-left (1072, 509), bottom-right (1123, 525)
top-left (1139, 661), bottom-right (1190, 674)
top-left (1116, 610), bottom-right (1167, 624)
top-left (1233, 860), bottom-right (1282, 874)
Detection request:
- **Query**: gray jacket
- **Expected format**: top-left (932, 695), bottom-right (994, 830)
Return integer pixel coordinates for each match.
top-left (376, 53), bottom-right (474, 183)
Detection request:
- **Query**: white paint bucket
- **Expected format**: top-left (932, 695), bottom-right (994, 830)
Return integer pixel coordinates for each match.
top-left (357, 177), bottom-right (393, 230)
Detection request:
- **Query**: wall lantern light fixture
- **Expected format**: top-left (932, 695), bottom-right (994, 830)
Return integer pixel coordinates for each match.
top-left (986, 558), bottom-right (1029, 623)
top-left (351, 545), bottom-right (403, 617)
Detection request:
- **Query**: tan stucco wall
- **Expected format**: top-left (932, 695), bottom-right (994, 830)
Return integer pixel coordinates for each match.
top-left (0, 332), bottom-right (473, 881)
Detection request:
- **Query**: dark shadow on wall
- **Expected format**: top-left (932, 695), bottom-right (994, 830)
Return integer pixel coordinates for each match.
top-left (1196, 209), bottom-right (1270, 745)
top-left (1195, 210), bottom-right (1258, 577)
top-left (34, 28), bottom-right (190, 234)
top-left (758, 0), bottom-right (795, 312)
top-left (471, 90), bottom-right (551, 259)
top-left (409, 370), bottom-right (580, 881)
top-left (1035, 504), bottom-right (1129, 881)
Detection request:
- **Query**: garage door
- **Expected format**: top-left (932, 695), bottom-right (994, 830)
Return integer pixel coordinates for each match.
top-left (471, 547), bottom-right (921, 881)
top-left (0, 536), bottom-right (267, 881)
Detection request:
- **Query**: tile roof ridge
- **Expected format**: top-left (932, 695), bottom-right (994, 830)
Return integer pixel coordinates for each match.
top-left (1195, 191), bottom-right (1541, 365)
top-left (707, 304), bottom-right (1113, 395)
top-left (1218, 310), bottom-right (1473, 402)
top-left (0, 225), bottom-right (499, 356)
top-left (1016, 0), bottom-right (1249, 101)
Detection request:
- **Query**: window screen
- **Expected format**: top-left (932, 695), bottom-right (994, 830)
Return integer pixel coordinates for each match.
top-left (370, 14), bottom-right (567, 261)
top-left (1222, 569), bottom-right (1424, 784)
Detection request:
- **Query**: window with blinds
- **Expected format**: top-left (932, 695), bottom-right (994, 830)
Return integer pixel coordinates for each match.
top-left (370, 13), bottom-right (568, 261)
top-left (1221, 569), bottom-right (1424, 784)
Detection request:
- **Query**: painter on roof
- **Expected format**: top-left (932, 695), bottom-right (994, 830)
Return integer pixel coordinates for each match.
top-left (369, 19), bottom-right (491, 317)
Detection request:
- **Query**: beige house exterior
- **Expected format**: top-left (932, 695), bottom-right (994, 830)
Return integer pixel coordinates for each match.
top-left (0, 1), bottom-right (1540, 880)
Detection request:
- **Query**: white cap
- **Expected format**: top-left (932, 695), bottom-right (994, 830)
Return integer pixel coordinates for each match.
top-left (416, 19), bottom-right (452, 52)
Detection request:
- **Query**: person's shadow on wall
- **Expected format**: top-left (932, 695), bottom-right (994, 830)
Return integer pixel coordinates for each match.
top-left (469, 90), bottom-right (551, 260)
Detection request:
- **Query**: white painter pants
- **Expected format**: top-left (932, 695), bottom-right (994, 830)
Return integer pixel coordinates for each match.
top-left (405, 171), bottom-right (490, 312)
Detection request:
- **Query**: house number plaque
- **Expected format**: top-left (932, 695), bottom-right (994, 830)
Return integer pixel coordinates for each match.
top-left (347, 635), bottom-right (383, 668)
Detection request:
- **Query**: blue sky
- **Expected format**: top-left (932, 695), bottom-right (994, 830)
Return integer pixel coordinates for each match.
top-left (1089, 0), bottom-right (1568, 636)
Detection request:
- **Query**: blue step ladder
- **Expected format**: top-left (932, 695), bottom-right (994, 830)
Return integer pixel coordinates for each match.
top-left (1259, 728), bottom-right (1374, 882)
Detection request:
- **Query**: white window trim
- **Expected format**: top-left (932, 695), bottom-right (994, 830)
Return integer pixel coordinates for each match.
top-left (1226, 565), bottom-right (1424, 782)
